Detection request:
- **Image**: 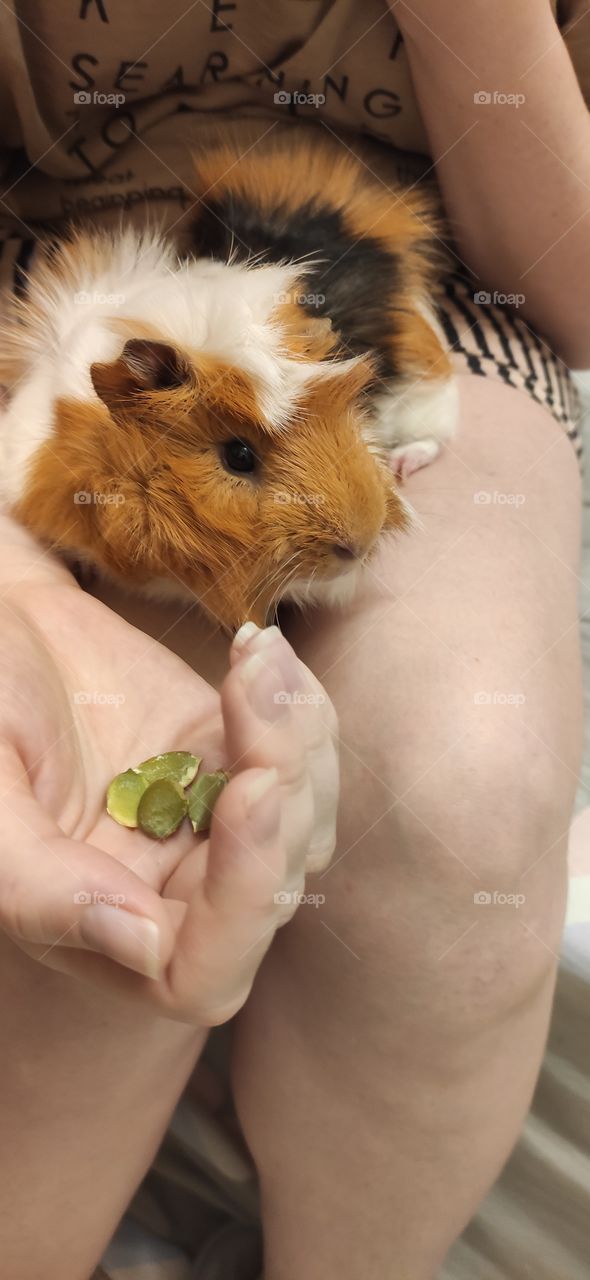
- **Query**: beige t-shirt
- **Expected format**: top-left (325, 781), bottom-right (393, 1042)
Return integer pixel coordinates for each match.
top-left (0, 0), bottom-right (587, 239)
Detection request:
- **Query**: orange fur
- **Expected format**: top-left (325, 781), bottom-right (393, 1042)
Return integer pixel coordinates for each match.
top-left (14, 362), bottom-right (407, 631)
top-left (6, 128), bottom-right (454, 628)
top-left (192, 135), bottom-right (450, 384)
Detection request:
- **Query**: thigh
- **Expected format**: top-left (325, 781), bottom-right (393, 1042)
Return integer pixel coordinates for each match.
top-left (277, 374), bottom-right (583, 1014)
top-left (230, 375), bottom-right (583, 1279)
top-left (289, 371), bottom-right (582, 819)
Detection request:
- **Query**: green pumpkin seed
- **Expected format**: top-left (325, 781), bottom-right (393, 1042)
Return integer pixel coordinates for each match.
top-left (135, 751), bottom-right (200, 787)
top-left (137, 779), bottom-right (188, 839)
top-left (187, 770), bottom-right (230, 833)
top-left (106, 768), bottom-right (150, 828)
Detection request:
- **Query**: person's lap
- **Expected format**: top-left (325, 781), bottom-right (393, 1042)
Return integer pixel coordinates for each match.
top-left (0, 373), bottom-right (582, 1280)
top-left (230, 373), bottom-right (583, 1279)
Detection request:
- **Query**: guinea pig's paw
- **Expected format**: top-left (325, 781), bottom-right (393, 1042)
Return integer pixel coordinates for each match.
top-left (389, 438), bottom-right (441, 480)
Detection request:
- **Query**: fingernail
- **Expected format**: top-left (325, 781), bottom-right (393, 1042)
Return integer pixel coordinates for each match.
top-left (247, 627), bottom-right (301, 696)
top-left (78, 905), bottom-right (161, 979)
top-left (246, 767), bottom-right (279, 840)
top-left (240, 652), bottom-right (290, 722)
top-left (233, 620), bottom-right (260, 652)
top-left (249, 625), bottom-right (282, 652)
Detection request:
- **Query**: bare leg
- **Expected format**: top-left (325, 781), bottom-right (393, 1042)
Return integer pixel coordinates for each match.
top-left (232, 377), bottom-right (583, 1279)
top-left (0, 946), bottom-right (204, 1279)
top-left (0, 614), bottom-right (336, 1279)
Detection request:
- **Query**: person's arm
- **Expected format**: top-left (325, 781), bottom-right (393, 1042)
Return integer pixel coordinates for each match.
top-left (392, 0), bottom-right (590, 366)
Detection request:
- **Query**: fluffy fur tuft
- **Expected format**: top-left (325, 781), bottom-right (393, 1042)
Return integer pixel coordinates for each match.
top-left (0, 126), bottom-right (456, 629)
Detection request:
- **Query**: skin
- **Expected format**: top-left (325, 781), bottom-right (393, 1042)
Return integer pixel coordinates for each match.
top-left (233, 375), bottom-right (583, 1278)
top-left (0, 375), bottom-right (581, 1280)
top-left (0, 528), bottom-right (338, 1278)
top-left (391, 1), bottom-right (590, 367)
top-left (0, 6), bottom-right (584, 1277)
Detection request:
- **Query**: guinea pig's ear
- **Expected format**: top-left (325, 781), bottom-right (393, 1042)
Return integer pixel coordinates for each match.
top-left (90, 339), bottom-right (192, 410)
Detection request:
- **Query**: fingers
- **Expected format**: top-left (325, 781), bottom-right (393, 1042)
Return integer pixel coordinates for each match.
top-left (230, 623), bottom-right (339, 872)
top-left (0, 745), bottom-right (175, 980)
top-left (222, 628), bottom-right (316, 881)
top-left (161, 626), bottom-right (339, 1023)
top-left (165, 764), bottom-right (288, 1022)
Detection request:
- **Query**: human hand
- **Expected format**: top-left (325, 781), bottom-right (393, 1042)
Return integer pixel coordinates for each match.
top-left (0, 520), bottom-right (338, 1024)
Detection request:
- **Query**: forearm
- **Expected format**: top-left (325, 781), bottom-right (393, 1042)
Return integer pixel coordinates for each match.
top-left (394, 0), bottom-right (590, 366)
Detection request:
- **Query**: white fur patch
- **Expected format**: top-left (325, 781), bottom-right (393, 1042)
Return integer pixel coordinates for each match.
top-left (0, 228), bottom-right (359, 506)
top-left (366, 297), bottom-right (458, 461)
top-left (372, 374), bottom-right (458, 448)
top-left (282, 566), bottom-right (362, 611)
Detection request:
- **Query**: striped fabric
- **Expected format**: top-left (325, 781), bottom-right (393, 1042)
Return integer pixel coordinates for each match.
top-left (437, 270), bottom-right (583, 465)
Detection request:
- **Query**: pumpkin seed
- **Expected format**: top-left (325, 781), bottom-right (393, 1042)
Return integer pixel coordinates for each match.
top-left (187, 770), bottom-right (230, 833)
top-left (106, 768), bottom-right (150, 828)
top-left (136, 751), bottom-right (200, 787)
top-left (137, 778), bottom-right (188, 839)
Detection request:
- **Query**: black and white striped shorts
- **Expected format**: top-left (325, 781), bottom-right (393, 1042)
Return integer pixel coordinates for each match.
top-left (436, 270), bottom-right (583, 467)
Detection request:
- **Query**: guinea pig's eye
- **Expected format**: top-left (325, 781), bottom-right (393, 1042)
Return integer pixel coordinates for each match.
top-left (220, 437), bottom-right (259, 476)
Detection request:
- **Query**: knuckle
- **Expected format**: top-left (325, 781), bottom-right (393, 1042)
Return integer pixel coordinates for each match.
top-left (0, 874), bottom-right (31, 941)
top-left (275, 741), bottom-right (308, 791)
top-left (306, 828), bottom-right (337, 873)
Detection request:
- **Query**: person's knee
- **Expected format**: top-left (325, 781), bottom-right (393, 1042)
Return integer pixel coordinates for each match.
top-left (321, 706), bottom-right (573, 1034)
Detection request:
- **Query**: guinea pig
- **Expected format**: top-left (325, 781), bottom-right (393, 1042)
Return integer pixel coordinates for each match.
top-left (0, 227), bottom-right (407, 631)
top-left (0, 126), bottom-right (456, 631)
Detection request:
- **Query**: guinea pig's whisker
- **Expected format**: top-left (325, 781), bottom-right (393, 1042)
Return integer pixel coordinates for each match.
top-left (268, 558), bottom-right (308, 614)
top-left (247, 550), bottom-right (304, 621)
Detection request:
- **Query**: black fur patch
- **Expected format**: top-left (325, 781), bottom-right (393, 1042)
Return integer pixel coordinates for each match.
top-left (192, 195), bottom-right (400, 376)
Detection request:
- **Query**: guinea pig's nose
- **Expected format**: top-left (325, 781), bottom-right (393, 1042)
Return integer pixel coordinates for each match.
top-left (332, 541), bottom-right (359, 561)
